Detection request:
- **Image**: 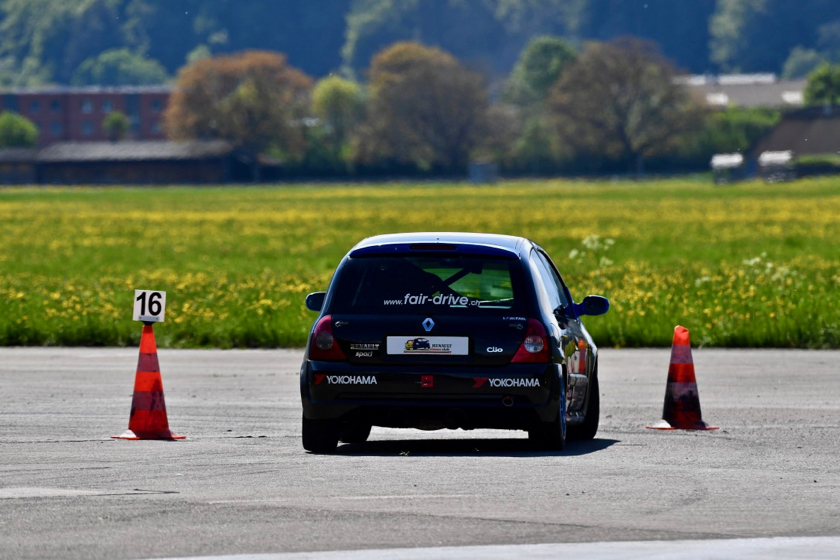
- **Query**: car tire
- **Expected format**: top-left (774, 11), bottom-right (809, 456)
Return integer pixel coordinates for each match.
top-left (528, 377), bottom-right (566, 451)
top-left (568, 369), bottom-right (599, 441)
top-left (302, 414), bottom-right (339, 453)
top-left (340, 422), bottom-right (372, 444)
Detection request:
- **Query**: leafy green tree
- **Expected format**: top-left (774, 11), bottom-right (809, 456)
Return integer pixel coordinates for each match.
top-left (72, 48), bottom-right (168, 86)
top-left (10, 0), bottom-right (840, 91)
top-left (804, 64), bottom-right (840, 105)
top-left (816, 20), bottom-right (840, 59)
top-left (697, 107), bottom-right (780, 154)
top-left (504, 36), bottom-right (576, 107)
top-left (780, 20), bottom-right (840, 79)
top-left (344, 0), bottom-right (717, 78)
top-left (165, 50), bottom-right (313, 181)
top-left (479, 104), bottom-right (522, 169)
top-left (0, 111), bottom-right (38, 147)
top-left (782, 47), bottom-right (826, 79)
top-left (103, 111), bottom-right (131, 142)
top-left (0, 0), bottom-right (351, 85)
top-left (514, 117), bottom-right (564, 174)
top-left (577, 0), bottom-right (716, 74)
top-left (494, 0), bottom-right (583, 37)
top-left (710, 0), bottom-right (837, 72)
top-left (134, 0), bottom-right (351, 77)
top-left (186, 45), bottom-right (212, 65)
top-left (0, 0), bottom-right (131, 85)
top-left (500, 35), bottom-right (574, 174)
top-left (548, 37), bottom-right (707, 174)
top-left (343, 0), bottom-right (510, 76)
top-left (355, 42), bottom-right (490, 172)
top-left (311, 76), bottom-right (365, 161)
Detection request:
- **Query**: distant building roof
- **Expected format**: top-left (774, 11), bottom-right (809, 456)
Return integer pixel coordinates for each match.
top-left (748, 106), bottom-right (840, 158)
top-left (37, 140), bottom-right (233, 163)
top-left (679, 74), bottom-right (777, 86)
top-left (677, 74), bottom-right (806, 109)
top-left (0, 148), bottom-right (39, 162)
top-left (2, 85), bottom-right (174, 95)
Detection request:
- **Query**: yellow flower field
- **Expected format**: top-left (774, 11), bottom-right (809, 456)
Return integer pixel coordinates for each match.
top-left (1, 178), bottom-right (838, 347)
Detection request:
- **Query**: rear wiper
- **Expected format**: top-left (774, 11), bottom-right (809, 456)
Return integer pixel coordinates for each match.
top-left (441, 264), bottom-right (481, 288)
top-left (476, 299), bottom-right (514, 308)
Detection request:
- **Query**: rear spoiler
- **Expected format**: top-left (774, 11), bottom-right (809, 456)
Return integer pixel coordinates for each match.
top-left (349, 242), bottom-right (518, 258)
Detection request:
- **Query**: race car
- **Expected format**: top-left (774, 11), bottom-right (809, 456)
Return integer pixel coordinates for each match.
top-left (406, 338), bottom-right (430, 351)
top-left (300, 232), bottom-right (609, 453)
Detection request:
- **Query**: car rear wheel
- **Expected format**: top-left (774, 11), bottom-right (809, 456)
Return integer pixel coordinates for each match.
top-left (340, 422), bottom-right (372, 444)
top-left (302, 414), bottom-right (339, 453)
top-left (528, 378), bottom-right (566, 451)
top-left (568, 369), bottom-right (599, 441)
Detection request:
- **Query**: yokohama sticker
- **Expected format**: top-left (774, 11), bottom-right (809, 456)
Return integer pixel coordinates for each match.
top-left (314, 374), bottom-right (377, 385)
top-left (488, 378), bottom-right (540, 388)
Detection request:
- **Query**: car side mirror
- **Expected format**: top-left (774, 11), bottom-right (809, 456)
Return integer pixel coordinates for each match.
top-left (305, 292), bottom-right (326, 312)
top-left (572, 295), bottom-right (610, 317)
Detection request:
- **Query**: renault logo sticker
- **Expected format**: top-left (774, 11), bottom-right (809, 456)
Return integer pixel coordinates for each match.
top-left (422, 318), bottom-right (434, 332)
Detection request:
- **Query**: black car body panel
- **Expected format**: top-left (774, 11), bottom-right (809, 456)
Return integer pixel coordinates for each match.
top-left (300, 232), bottom-right (607, 444)
top-left (301, 361), bottom-right (561, 429)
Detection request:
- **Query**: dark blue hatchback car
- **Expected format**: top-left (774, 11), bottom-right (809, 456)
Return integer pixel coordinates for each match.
top-left (300, 232), bottom-right (609, 453)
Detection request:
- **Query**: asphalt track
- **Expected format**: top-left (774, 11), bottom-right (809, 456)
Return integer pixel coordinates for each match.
top-left (1, 347), bottom-right (839, 559)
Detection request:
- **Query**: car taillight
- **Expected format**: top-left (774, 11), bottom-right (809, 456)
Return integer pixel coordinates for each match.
top-left (511, 319), bottom-right (550, 363)
top-left (309, 315), bottom-right (346, 361)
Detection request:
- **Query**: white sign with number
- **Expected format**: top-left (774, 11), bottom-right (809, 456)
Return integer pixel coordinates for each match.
top-left (133, 290), bottom-right (166, 323)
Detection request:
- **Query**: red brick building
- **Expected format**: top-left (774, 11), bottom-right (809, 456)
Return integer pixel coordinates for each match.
top-left (1, 86), bottom-right (172, 146)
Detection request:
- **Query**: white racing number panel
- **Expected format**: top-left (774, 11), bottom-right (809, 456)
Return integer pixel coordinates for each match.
top-left (387, 336), bottom-right (469, 356)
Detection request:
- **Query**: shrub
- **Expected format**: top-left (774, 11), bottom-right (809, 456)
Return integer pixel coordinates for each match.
top-left (0, 111), bottom-right (38, 148)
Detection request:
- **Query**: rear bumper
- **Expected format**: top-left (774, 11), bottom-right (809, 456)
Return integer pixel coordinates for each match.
top-left (300, 360), bottom-right (562, 429)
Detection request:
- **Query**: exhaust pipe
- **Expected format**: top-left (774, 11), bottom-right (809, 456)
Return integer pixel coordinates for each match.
top-left (502, 395), bottom-right (514, 407)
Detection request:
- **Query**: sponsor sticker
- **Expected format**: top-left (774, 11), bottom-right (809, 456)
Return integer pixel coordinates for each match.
top-left (386, 336), bottom-right (469, 355)
top-left (314, 374), bottom-right (377, 385)
top-left (488, 378), bottom-right (540, 388)
top-left (473, 377), bottom-right (539, 389)
top-left (383, 294), bottom-right (478, 307)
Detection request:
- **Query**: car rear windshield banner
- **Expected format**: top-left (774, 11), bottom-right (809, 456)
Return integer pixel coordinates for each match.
top-left (383, 294), bottom-right (474, 307)
top-left (386, 336), bottom-right (469, 355)
top-left (331, 256), bottom-right (524, 315)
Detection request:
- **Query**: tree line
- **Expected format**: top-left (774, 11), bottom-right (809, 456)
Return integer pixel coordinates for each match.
top-left (161, 38), bottom-right (838, 179)
top-left (1, 0), bottom-right (840, 89)
top-left (165, 38), bottom-right (707, 179)
top-left (4, 35), bottom-right (840, 179)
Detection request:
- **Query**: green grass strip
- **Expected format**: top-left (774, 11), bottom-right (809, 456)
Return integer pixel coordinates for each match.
top-left (1, 177), bottom-right (838, 348)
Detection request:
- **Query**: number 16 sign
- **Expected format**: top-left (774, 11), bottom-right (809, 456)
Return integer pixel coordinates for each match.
top-left (133, 290), bottom-right (166, 323)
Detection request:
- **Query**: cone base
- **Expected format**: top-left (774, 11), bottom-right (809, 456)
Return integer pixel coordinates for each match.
top-left (646, 419), bottom-right (719, 431)
top-left (111, 429), bottom-right (186, 440)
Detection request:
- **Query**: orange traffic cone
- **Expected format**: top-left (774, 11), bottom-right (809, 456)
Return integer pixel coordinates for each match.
top-left (112, 324), bottom-right (185, 440)
top-left (646, 325), bottom-right (718, 431)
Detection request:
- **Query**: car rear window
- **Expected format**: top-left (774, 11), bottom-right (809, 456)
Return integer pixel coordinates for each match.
top-left (332, 255), bottom-right (526, 315)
